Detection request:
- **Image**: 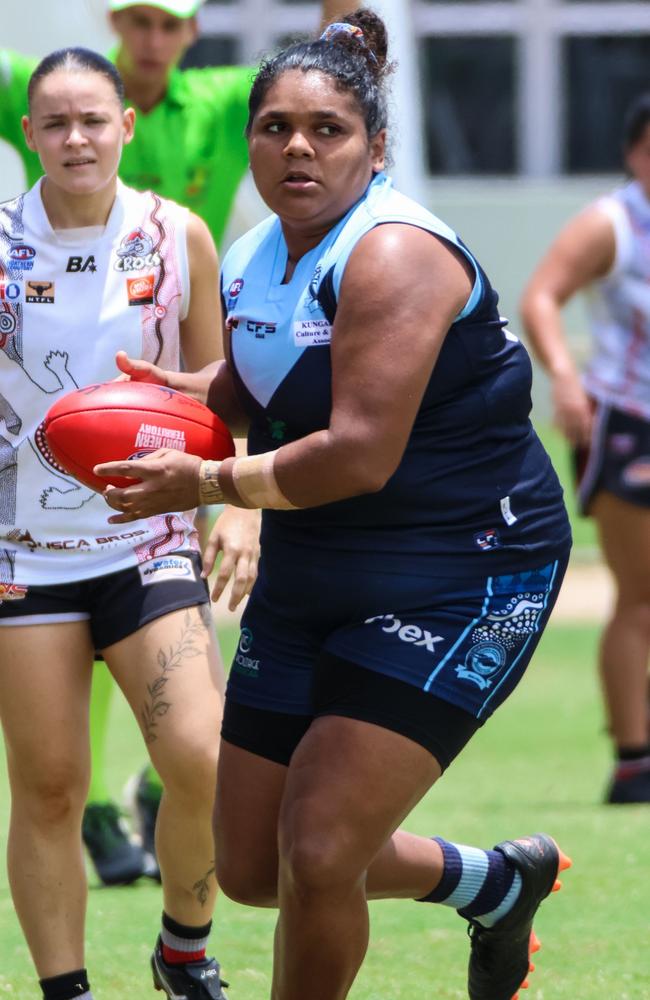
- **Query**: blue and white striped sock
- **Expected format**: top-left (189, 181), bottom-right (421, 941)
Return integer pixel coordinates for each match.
top-left (417, 837), bottom-right (522, 927)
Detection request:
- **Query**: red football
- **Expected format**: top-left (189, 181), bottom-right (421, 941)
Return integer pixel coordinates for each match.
top-left (42, 381), bottom-right (235, 492)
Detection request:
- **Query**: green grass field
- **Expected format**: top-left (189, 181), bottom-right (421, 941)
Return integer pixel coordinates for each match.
top-left (2, 621), bottom-right (649, 999)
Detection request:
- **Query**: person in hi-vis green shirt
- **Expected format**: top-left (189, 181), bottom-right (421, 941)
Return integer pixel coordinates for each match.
top-left (0, 0), bottom-right (350, 890)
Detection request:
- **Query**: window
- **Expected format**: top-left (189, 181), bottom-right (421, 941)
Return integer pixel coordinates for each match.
top-left (565, 35), bottom-right (650, 172)
top-left (192, 1), bottom-right (650, 176)
top-left (421, 36), bottom-right (516, 174)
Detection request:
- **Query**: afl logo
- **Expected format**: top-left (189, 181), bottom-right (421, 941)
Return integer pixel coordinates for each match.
top-left (9, 244), bottom-right (36, 262)
top-left (228, 278), bottom-right (244, 298)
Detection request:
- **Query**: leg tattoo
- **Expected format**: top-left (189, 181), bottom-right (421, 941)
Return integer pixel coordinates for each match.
top-left (193, 862), bottom-right (216, 906)
top-left (141, 609), bottom-right (208, 744)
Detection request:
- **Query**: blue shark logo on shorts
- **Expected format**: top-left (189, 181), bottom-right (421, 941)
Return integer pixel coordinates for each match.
top-left (424, 561), bottom-right (560, 718)
top-left (455, 641), bottom-right (507, 690)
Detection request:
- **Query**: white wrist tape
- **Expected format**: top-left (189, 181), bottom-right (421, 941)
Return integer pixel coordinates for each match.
top-left (231, 451), bottom-right (299, 509)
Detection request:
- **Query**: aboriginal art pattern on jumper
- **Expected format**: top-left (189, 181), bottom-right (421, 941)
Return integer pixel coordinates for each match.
top-left (140, 193), bottom-right (183, 371)
top-left (0, 199), bottom-right (91, 538)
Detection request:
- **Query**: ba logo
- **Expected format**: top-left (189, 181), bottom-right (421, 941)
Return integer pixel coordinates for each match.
top-left (0, 281), bottom-right (21, 302)
top-left (114, 228), bottom-right (162, 271)
top-left (9, 244), bottom-right (35, 270)
top-left (66, 255), bottom-right (97, 273)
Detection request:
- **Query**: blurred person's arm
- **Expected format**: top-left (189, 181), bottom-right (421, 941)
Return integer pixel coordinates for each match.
top-left (180, 211), bottom-right (223, 370)
top-left (519, 206), bottom-right (616, 447)
top-left (181, 210), bottom-right (259, 609)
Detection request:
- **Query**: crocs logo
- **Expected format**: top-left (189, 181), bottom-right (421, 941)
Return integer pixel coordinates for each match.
top-left (364, 614), bottom-right (444, 653)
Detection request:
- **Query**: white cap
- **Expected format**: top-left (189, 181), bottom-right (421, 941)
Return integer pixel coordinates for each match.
top-left (109, 0), bottom-right (203, 18)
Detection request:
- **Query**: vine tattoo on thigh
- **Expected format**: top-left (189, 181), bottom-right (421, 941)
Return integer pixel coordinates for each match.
top-left (141, 609), bottom-right (207, 743)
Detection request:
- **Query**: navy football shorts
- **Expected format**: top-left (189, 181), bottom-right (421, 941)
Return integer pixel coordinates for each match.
top-left (0, 550), bottom-right (209, 650)
top-left (222, 546), bottom-right (570, 767)
top-left (575, 401), bottom-right (650, 514)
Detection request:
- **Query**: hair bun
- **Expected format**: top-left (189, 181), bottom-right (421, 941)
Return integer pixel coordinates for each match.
top-left (336, 7), bottom-right (388, 71)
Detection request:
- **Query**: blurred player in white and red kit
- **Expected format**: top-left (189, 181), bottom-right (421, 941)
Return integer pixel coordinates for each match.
top-left (0, 47), bottom-right (241, 1000)
top-left (522, 93), bottom-right (650, 805)
top-left (0, 0), bottom-right (348, 887)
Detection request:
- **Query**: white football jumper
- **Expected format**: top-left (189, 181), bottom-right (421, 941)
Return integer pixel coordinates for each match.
top-left (0, 178), bottom-right (196, 586)
top-left (583, 179), bottom-right (650, 419)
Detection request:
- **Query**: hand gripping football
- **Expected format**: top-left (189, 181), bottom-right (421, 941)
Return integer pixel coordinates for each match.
top-left (42, 381), bottom-right (235, 492)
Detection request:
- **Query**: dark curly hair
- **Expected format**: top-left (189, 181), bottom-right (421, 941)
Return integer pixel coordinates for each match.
top-left (246, 8), bottom-right (392, 140)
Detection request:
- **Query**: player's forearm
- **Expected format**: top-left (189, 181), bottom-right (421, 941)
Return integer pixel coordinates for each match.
top-left (212, 426), bottom-right (398, 510)
top-left (164, 362), bottom-right (221, 402)
top-left (519, 288), bottom-right (579, 380)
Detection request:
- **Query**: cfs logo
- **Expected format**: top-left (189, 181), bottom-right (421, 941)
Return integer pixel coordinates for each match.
top-left (9, 244), bottom-right (35, 270)
top-left (114, 228), bottom-right (162, 271)
top-left (127, 274), bottom-right (155, 306)
top-left (246, 319), bottom-right (277, 339)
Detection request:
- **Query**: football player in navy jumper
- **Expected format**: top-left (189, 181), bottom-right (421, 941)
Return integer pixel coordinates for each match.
top-left (99, 10), bottom-right (574, 999)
